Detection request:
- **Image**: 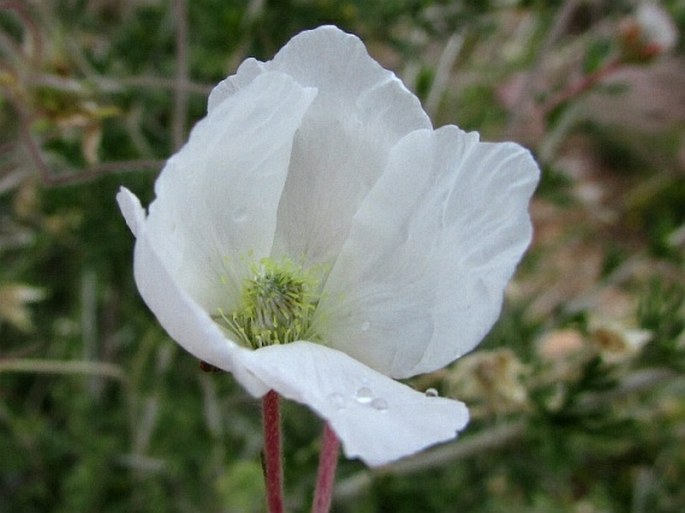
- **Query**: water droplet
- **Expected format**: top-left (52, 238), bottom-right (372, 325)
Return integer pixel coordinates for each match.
top-left (232, 207), bottom-right (247, 223)
top-left (371, 398), bottom-right (388, 411)
top-left (328, 392), bottom-right (346, 410)
top-left (360, 321), bottom-right (371, 332)
top-left (355, 386), bottom-right (373, 404)
top-left (425, 388), bottom-right (439, 398)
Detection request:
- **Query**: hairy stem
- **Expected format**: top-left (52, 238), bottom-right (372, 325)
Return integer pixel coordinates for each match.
top-left (311, 422), bottom-right (340, 513)
top-left (262, 390), bottom-right (285, 513)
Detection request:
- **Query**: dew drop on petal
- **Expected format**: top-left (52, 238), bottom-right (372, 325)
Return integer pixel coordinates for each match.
top-left (425, 388), bottom-right (439, 398)
top-left (232, 207), bottom-right (247, 223)
top-left (360, 321), bottom-right (371, 332)
top-left (371, 398), bottom-right (388, 411)
top-left (355, 386), bottom-right (373, 404)
top-left (328, 392), bottom-right (346, 410)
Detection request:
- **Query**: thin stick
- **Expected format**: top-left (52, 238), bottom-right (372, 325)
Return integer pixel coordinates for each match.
top-left (262, 390), bottom-right (285, 513)
top-left (425, 33), bottom-right (464, 119)
top-left (504, 0), bottom-right (581, 138)
top-left (311, 423), bottom-right (340, 513)
top-left (0, 358), bottom-right (125, 381)
top-left (172, 0), bottom-right (189, 150)
top-left (541, 58), bottom-right (622, 115)
top-left (0, 1), bottom-right (44, 63)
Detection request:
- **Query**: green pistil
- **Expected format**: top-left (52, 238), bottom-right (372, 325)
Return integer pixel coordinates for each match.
top-left (220, 257), bottom-right (320, 349)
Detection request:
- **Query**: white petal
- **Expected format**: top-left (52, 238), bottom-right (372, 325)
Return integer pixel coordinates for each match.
top-left (144, 72), bottom-right (316, 313)
top-left (269, 26), bottom-right (432, 267)
top-left (206, 26), bottom-right (431, 267)
top-left (269, 26), bottom-right (430, 140)
top-left (117, 188), bottom-right (269, 397)
top-left (241, 341), bottom-right (468, 467)
top-left (116, 186), bottom-right (144, 237)
top-left (207, 58), bottom-right (265, 112)
top-left (321, 126), bottom-right (539, 378)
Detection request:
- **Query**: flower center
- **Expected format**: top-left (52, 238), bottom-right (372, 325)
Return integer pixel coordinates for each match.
top-left (219, 257), bottom-right (321, 349)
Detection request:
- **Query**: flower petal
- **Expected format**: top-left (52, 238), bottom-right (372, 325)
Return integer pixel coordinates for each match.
top-left (207, 26), bottom-right (432, 268)
top-left (117, 185), bottom-right (145, 237)
top-left (241, 341), bottom-right (468, 467)
top-left (207, 58), bottom-right (265, 112)
top-left (117, 188), bottom-right (270, 397)
top-left (321, 126), bottom-right (539, 379)
top-left (270, 26), bottom-right (432, 267)
top-left (143, 72), bottom-right (316, 313)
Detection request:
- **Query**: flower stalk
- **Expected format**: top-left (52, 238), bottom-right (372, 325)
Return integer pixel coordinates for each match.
top-left (311, 422), bottom-right (341, 513)
top-left (262, 390), bottom-right (285, 513)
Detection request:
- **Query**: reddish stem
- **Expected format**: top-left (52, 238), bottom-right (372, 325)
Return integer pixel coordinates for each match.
top-left (311, 423), bottom-right (341, 513)
top-left (262, 390), bottom-right (285, 513)
top-left (543, 58), bottom-right (623, 115)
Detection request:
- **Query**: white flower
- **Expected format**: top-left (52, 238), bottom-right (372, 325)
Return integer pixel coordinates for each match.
top-left (117, 26), bottom-right (539, 466)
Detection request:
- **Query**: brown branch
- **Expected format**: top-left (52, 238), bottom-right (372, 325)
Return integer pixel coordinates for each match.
top-left (0, 358), bottom-right (126, 381)
top-left (541, 57), bottom-right (622, 115)
top-left (109, 75), bottom-right (212, 95)
top-left (18, 103), bottom-right (163, 186)
top-left (4, 71), bottom-right (164, 187)
top-left (503, 0), bottom-right (582, 138)
top-left (24, 71), bottom-right (212, 96)
top-left (172, 0), bottom-right (190, 150)
top-left (41, 159), bottom-right (166, 187)
top-left (0, 1), bottom-right (44, 63)
top-left (576, 367), bottom-right (679, 411)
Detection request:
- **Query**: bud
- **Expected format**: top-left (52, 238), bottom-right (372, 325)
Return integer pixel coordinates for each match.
top-left (618, 3), bottom-right (678, 62)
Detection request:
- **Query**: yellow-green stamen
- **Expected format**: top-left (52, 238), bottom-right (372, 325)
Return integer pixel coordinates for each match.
top-left (219, 258), bottom-right (321, 349)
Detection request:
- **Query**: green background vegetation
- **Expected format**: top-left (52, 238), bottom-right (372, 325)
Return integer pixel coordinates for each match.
top-left (1, 1), bottom-right (684, 512)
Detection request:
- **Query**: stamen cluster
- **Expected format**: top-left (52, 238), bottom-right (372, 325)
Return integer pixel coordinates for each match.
top-left (222, 258), bottom-right (319, 349)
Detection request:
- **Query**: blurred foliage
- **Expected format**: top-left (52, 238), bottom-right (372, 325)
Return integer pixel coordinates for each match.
top-left (1, 1), bottom-right (684, 513)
